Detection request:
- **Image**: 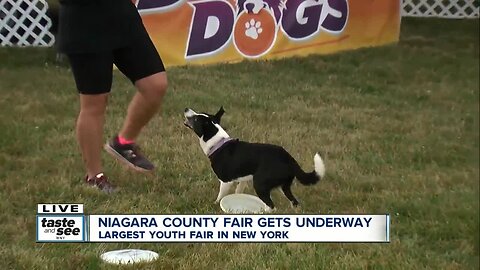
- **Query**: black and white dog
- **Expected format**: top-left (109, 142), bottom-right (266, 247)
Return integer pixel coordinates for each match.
top-left (183, 107), bottom-right (325, 210)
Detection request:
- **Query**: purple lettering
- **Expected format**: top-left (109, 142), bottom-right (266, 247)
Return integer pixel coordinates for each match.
top-left (136, 0), bottom-right (185, 13)
top-left (282, 0), bottom-right (348, 39)
top-left (186, 1), bottom-right (235, 58)
top-left (321, 0), bottom-right (348, 32)
top-left (282, 0), bottom-right (322, 40)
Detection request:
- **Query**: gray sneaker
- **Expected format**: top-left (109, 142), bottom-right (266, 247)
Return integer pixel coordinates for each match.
top-left (104, 136), bottom-right (155, 172)
top-left (85, 173), bottom-right (115, 194)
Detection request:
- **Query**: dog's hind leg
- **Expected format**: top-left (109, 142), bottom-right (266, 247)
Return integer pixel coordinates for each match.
top-left (253, 180), bottom-right (275, 210)
top-left (215, 181), bottom-right (233, 203)
top-left (281, 184), bottom-right (299, 207)
top-left (256, 190), bottom-right (275, 210)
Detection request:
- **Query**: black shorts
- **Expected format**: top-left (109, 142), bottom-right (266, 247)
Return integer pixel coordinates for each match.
top-left (66, 33), bottom-right (165, 95)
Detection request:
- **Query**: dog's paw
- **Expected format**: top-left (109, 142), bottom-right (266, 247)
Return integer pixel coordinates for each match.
top-left (265, 207), bottom-right (275, 213)
top-left (290, 203), bottom-right (302, 213)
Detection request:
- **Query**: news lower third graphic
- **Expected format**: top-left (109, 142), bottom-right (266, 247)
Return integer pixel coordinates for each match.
top-left (36, 204), bottom-right (390, 243)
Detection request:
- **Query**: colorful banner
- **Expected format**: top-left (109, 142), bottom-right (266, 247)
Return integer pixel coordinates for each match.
top-left (135, 0), bottom-right (401, 67)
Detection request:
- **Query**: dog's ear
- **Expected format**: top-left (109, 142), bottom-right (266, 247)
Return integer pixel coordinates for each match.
top-left (213, 106), bottom-right (225, 123)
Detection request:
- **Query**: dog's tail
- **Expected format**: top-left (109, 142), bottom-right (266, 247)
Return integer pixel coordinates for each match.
top-left (295, 153), bottom-right (325, 185)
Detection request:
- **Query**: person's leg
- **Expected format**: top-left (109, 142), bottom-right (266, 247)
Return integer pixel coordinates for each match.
top-left (77, 93), bottom-right (109, 178)
top-left (119, 71), bottom-right (167, 141)
top-left (104, 30), bottom-right (167, 172)
top-left (103, 71), bottom-right (167, 172)
top-left (67, 52), bottom-right (115, 192)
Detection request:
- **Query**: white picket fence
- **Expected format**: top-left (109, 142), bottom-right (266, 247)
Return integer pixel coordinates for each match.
top-left (0, 0), bottom-right (54, 47)
top-left (0, 0), bottom-right (478, 47)
top-left (403, 0), bottom-right (479, 18)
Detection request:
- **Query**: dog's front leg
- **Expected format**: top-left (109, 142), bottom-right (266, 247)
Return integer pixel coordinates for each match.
top-left (215, 181), bottom-right (233, 203)
top-left (235, 181), bottom-right (248, 194)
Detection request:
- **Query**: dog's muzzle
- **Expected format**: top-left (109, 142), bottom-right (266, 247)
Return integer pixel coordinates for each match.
top-left (183, 117), bottom-right (192, 128)
top-left (184, 108), bottom-right (196, 128)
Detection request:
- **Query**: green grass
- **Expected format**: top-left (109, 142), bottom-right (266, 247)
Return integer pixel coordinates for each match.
top-left (0, 18), bottom-right (478, 269)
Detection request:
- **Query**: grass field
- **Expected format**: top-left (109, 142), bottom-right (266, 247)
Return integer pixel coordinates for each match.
top-left (0, 18), bottom-right (478, 269)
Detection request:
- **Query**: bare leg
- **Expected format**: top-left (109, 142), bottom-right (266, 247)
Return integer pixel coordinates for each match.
top-left (118, 72), bottom-right (167, 141)
top-left (77, 93), bottom-right (108, 178)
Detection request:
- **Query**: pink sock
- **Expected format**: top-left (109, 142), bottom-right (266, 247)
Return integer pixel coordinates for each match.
top-left (118, 135), bottom-right (135, 145)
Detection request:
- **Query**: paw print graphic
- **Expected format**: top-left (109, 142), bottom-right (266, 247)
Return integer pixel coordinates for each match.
top-left (245, 19), bottom-right (263, 40)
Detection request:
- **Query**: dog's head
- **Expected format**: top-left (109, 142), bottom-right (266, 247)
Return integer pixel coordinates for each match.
top-left (184, 107), bottom-right (230, 154)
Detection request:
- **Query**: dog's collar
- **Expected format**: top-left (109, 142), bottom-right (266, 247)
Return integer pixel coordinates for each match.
top-left (207, 137), bottom-right (237, 158)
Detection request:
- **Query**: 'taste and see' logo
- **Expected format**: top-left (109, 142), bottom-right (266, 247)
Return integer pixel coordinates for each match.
top-left (135, 0), bottom-right (349, 59)
top-left (36, 204), bottom-right (85, 242)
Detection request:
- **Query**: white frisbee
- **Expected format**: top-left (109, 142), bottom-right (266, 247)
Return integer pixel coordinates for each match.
top-left (100, 249), bottom-right (158, 265)
top-left (220, 194), bottom-right (270, 214)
